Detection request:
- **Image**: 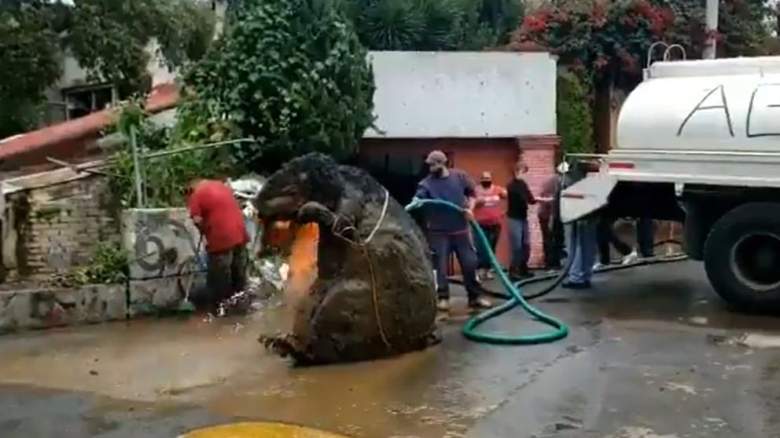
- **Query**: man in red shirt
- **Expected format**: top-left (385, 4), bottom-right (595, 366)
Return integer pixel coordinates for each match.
top-left (187, 179), bottom-right (249, 307)
top-left (474, 171), bottom-right (507, 280)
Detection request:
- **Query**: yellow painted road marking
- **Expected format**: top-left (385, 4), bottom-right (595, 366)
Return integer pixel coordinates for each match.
top-left (181, 422), bottom-right (349, 438)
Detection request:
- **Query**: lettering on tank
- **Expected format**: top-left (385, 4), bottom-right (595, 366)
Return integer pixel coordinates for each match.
top-left (677, 84), bottom-right (734, 137)
top-left (676, 83), bottom-right (780, 138)
top-left (746, 83), bottom-right (780, 138)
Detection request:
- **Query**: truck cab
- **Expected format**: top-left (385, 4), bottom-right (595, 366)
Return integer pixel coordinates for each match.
top-left (561, 56), bottom-right (780, 311)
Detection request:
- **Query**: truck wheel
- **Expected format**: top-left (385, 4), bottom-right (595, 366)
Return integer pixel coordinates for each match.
top-left (704, 203), bottom-right (780, 312)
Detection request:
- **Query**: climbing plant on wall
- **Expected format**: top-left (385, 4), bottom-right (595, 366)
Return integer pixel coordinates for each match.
top-left (108, 101), bottom-right (233, 208)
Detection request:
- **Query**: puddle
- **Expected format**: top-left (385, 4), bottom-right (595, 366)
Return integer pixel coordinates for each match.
top-left (739, 333), bottom-right (780, 349)
top-left (709, 332), bottom-right (780, 349)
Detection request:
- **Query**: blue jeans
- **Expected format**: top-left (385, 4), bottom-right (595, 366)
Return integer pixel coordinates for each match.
top-left (428, 232), bottom-right (480, 300)
top-left (567, 218), bottom-right (598, 284)
top-left (508, 218), bottom-right (530, 270)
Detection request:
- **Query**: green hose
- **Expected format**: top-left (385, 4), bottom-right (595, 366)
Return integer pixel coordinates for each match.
top-left (406, 198), bottom-right (569, 345)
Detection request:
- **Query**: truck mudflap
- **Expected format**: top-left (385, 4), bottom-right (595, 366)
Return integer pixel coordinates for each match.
top-left (560, 170), bottom-right (618, 224)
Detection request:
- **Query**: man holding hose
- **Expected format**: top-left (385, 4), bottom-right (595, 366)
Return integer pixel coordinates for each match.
top-left (414, 150), bottom-right (492, 313)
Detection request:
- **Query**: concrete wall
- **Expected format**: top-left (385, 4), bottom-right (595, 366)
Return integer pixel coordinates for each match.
top-left (122, 209), bottom-right (204, 281)
top-left (121, 209), bottom-right (207, 316)
top-left (366, 51), bottom-right (557, 138)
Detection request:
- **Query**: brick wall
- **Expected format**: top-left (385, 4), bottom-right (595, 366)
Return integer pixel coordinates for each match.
top-left (517, 135), bottom-right (559, 268)
top-left (3, 173), bottom-right (120, 281)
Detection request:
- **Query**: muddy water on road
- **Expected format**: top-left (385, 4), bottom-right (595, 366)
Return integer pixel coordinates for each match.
top-left (4, 261), bottom-right (780, 437)
top-left (0, 300), bottom-right (528, 437)
top-left (0, 306), bottom-right (288, 401)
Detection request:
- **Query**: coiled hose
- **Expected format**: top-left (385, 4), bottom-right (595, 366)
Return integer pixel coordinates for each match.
top-left (406, 199), bottom-right (569, 345)
top-left (460, 240), bottom-right (688, 302)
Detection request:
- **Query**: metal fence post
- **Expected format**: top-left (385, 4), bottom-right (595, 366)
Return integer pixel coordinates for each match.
top-left (130, 125), bottom-right (144, 208)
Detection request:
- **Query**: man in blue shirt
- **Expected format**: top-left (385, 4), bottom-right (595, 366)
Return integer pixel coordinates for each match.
top-left (414, 150), bottom-right (492, 312)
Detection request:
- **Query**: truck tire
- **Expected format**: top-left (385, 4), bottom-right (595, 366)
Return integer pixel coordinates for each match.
top-left (703, 202), bottom-right (780, 312)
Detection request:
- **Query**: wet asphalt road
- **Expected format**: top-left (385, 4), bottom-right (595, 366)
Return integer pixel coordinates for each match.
top-left (1, 260), bottom-right (780, 438)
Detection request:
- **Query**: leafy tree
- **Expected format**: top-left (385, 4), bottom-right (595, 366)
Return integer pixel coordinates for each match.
top-left (344, 0), bottom-right (523, 51)
top-left (67, 0), bottom-right (216, 97)
top-left (109, 101), bottom-right (232, 208)
top-left (456, 0), bottom-right (524, 48)
top-left (557, 71), bottom-right (594, 154)
top-left (715, 0), bottom-right (774, 57)
top-left (515, 1), bottom-right (676, 90)
top-left (516, 0), bottom-right (776, 90)
top-left (181, 0), bottom-right (376, 170)
top-left (0, 1), bottom-right (61, 137)
top-left (350, 0), bottom-right (426, 50)
top-left (0, 0), bottom-right (215, 139)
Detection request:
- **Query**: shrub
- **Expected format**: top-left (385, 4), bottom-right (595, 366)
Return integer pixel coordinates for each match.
top-left (181, 0), bottom-right (376, 170)
top-left (557, 71), bottom-right (594, 155)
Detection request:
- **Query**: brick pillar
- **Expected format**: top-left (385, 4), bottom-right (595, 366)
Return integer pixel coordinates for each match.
top-left (516, 135), bottom-right (559, 269)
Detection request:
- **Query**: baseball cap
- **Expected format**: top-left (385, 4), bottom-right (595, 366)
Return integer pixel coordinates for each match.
top-left (425, 150), bottom-right (448, 165)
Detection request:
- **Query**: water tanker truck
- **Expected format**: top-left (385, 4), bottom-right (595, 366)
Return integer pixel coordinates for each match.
top-left (561, 56), bottom-right (780, 312)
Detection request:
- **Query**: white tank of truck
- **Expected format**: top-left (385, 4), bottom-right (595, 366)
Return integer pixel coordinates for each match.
top-left (561, 56), bottom-right (780, 312)
top-left (619, 56), bottom-right (780, 153)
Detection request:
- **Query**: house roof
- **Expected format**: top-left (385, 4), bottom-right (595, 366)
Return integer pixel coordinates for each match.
top-left (0, 83), bottom-right (179, 170)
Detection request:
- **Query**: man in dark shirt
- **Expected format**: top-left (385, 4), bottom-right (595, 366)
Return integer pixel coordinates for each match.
top-left (538, 169), bottom-right (563, 270)
top-left (414, 150), bottom-right (492, 312)
top-left (507, 163), bottom-right (537, 278)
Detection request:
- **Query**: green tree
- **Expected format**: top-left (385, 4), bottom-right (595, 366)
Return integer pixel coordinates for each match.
top-left (109, 101), bottom-right (233, 208)
top-left (517, 0), bottom-right (775, 90)
top-left (345, 0), bottom-right (523, 51)
top-left (181, 0), bottom-right (376, 170)
top-left (557, 71), bottom-right (594, 154)
top-left (0, 0), bottom-right (215, 139)
top-left (0, 1), bottom-right (61, 137)
top-left (67, 0), bottom-right (216, 97)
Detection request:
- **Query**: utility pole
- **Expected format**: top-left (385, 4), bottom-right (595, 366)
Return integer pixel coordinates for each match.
top-left (703, 0), bottom-right (719, 59)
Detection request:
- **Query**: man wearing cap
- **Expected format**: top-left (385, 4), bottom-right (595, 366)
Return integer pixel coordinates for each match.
top-left (414, 150), bottom-right (492, 312)
top-left (474, 171), bottom-right (507, 280)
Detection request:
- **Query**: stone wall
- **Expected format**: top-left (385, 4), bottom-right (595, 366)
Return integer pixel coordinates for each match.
top-left (3, 171), bottom-right (119, 282)
top-left (0, 284), bottom-right (126, 334)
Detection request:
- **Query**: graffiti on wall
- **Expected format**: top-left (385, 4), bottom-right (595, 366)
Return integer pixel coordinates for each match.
top-left (122, 209), bottom-right (206, 281)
